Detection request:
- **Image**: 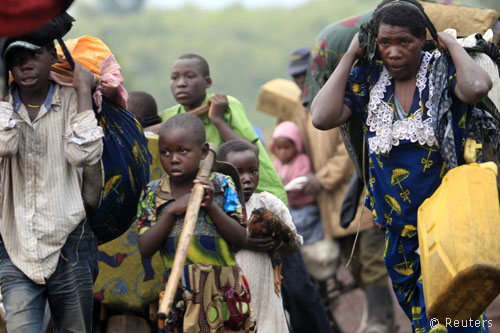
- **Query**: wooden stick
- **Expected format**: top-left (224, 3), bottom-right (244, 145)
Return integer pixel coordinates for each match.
top-left (157, 144), bottom-right (217, 321)
top-left (143, 104), bottom-right (210, 135)
top-left (189, 103), bottom-right (210, 117)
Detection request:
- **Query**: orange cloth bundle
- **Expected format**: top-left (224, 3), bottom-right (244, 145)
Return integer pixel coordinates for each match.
top-left (51, 35), bottom-right (128, 112)
top-left (54, 35), bottom-right (111, 74)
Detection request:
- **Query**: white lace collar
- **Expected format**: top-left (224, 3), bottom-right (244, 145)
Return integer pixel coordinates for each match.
top-left (366, 50), bottom-right (441, 154)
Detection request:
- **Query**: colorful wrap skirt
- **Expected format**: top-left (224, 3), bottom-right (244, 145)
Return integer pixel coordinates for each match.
top-left (162, 264), bottom-right (256, 333)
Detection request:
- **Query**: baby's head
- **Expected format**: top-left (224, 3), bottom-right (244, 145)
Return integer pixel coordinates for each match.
top-left (270, 121), bottom-right (303, 164)
top-left (159, 113), bottom-right (208, 183)
top-left (127, 91), bottom-right (161, 128)
top-left (218, 140), bottom-right (259, 202)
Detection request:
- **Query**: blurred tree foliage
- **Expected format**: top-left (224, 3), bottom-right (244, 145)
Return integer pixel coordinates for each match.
top-left (472, 0), bottom-right (500, 11)
top-left (68, 0), bottom-right (498, 140)
top-left (67, 0), bottom-right (379, 140)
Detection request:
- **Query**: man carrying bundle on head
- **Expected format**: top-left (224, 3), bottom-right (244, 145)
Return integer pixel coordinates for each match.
top-left (0, 27), bottom-right (103, 332)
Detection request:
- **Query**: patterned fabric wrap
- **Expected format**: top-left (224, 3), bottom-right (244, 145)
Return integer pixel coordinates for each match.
top-left (432, 54), bottom-right (500, 168)
top-left (466, 104), bottom-right (500, 163)
top-left (303, 10), bottom-right (373, 109)
top-left (163, 264), bottom-right (254, 333)
top-left (431, 55), bottom-right (460, 169)
top-left (344, 51), bottom-right (467, 237)
top-left (88, 98), bottom-right (151, 244)
top-left (93, 219), bottom-right (164, 312)
top-left (93, 134), bottom-right (162, 313)
top-left (302, 11), bottom-right (373, 179)
top-left (137, 172), bottom-right (244, 269)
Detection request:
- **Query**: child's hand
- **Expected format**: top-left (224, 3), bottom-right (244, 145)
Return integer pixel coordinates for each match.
top-left (167, 192), bottom-right (191, 216)
top-left (302, 174), bottom-right (322, 196)
top-left (207, 94), bottom-right (229, 121)
top-left (73, 62), bottom-right (96, 92)
top-left (287, 190), bottom-right (302, 203)
top-left (194, 175), bottom-right (214, 208)
top-left (245, 236), bottom-right (274, 252)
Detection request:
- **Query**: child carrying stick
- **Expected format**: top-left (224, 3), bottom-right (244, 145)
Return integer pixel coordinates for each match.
top-left (137, 113), bottom-right (255, 332)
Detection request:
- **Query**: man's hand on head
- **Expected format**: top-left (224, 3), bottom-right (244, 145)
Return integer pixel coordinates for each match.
top-left (72, 62), bottom-right (95, 93)
top-left (73, 62), bottom-right (96, 113)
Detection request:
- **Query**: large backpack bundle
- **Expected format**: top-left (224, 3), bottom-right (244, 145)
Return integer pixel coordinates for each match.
top-left (3, 14), bottom-right (150, 244)
top-left (52, 35), bottom-right (151, 244)
top-left (89, 97), bottom-right (150, 244)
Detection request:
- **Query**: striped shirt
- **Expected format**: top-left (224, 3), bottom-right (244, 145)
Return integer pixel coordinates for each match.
top-left (0, 83), bottom-right (103, 284)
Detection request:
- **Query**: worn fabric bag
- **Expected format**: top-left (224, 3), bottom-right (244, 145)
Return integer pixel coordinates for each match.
top-left (52, 35), bottom-right (150, 243)
top-left (89, 98), bottom-right (150, 244)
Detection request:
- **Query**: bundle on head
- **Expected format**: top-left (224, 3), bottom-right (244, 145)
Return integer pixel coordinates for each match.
top-left (4, 11), bottom-right (74, 48)
top-left (247, 207), bottom-right (298, 296)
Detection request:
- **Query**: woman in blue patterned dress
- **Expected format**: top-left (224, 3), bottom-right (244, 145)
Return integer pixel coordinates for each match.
top-left (310, 0), bottom-right (492, 332)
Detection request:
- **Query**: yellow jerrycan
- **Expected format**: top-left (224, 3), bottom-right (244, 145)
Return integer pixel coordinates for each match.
top-left (418, 161), bottom-right (500, 322)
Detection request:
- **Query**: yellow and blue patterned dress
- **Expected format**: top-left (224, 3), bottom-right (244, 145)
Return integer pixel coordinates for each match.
top-left (137, 172), bottom-right (254, 332)
top-left (344, 51), bottom-right (488, 333)
top-left (88, 98), bottom-right (151, 244)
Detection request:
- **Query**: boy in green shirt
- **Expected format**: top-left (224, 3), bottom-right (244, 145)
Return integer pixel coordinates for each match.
top-left (160, 53), bottom-right (287, 204)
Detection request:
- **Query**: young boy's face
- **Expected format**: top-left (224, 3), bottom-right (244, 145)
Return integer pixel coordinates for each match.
top-left (7, 46), bottom-right (56, 93)
top-left (159, 127), bottom-right (208, 183)
top-left (224, 149), bottom-right (259, 202)
top-left (170, 58), bottom-right (211, 111)
top-left (273, 137), bottom-right (297, 164)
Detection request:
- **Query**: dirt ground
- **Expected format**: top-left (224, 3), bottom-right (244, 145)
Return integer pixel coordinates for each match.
top-left (330, 265), bottom-right (500, 333)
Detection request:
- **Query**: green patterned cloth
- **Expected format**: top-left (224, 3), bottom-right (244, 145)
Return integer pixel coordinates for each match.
top-left (137, 172), bottom-right (244, 268)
